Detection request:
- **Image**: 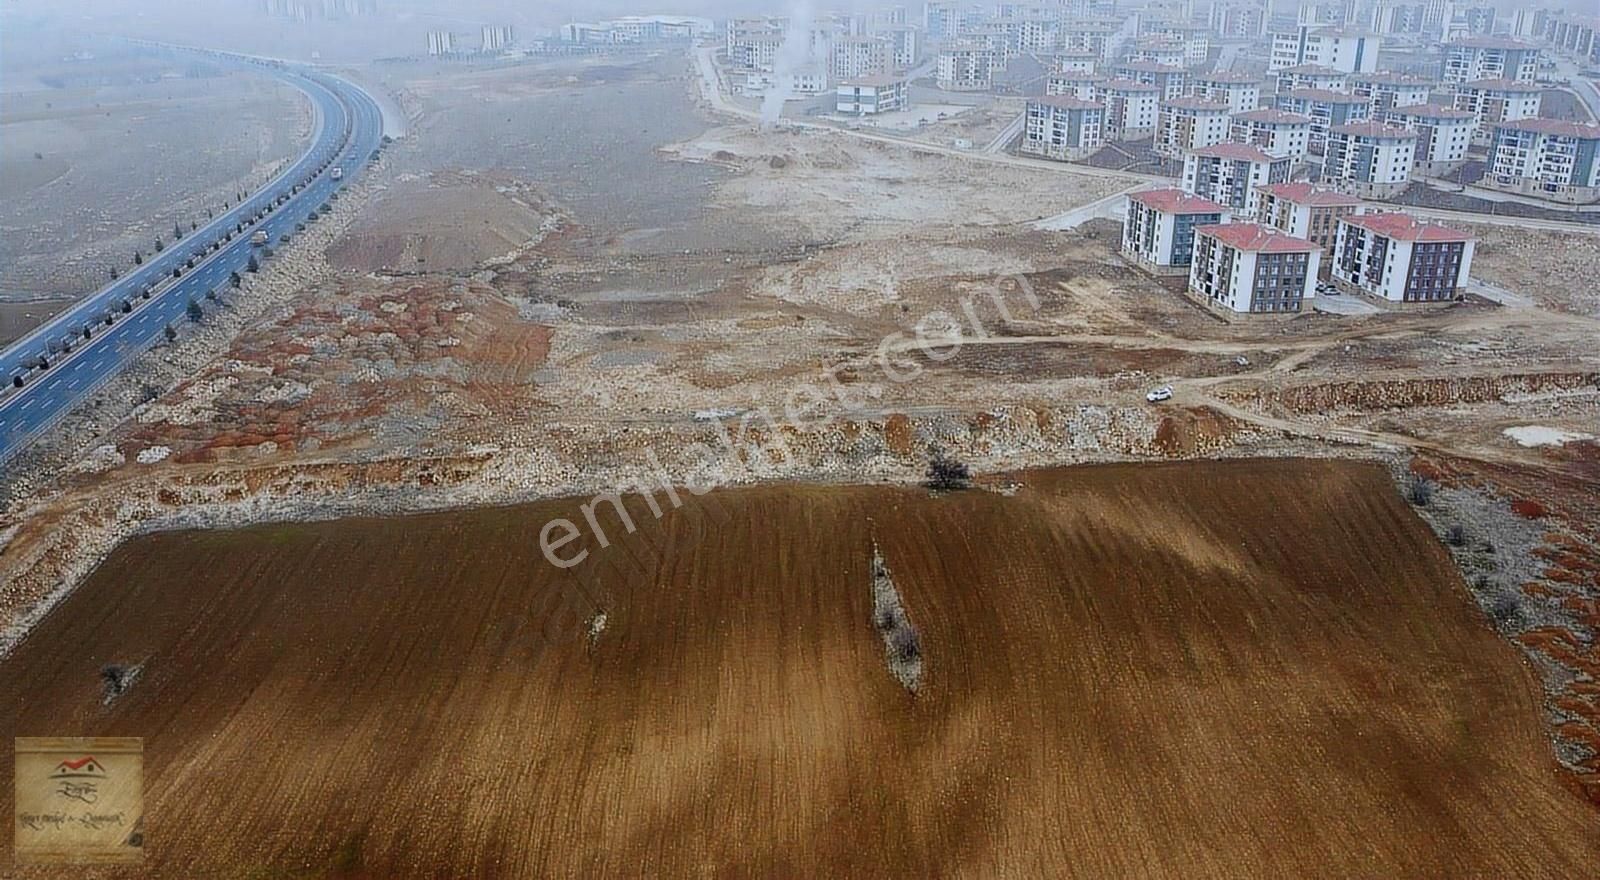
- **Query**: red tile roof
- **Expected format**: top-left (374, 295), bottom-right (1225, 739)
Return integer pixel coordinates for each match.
top-left (1162, 97), bottom-right (1231, 112)
top-left (1098, 78), bottom-right (1161, 92)
top-left (1286, 88), bottom-right (1365, 103)
top-left (1276, 64), bottom-right (1342, 76)
top-left (1343, 211), bottom-right (1472, 242)
top-left (1191, 141), bottom-right (1281, 162)
top-left (1129, 188), bottom-right (1228, 214)
top-left (1330, 121), bottom-right (1416, 138)
top-left (1196, 222), bottom-right (1318, 253)
top-left (1493, 117), bottom-right (1600, 139)
top-left (1448, 36), bottom-right (1538, 50)
top-left (1350, 72), bottom-right (1437, 87)
top-left (1256, 182), bottom-right (1363, 207)
top-left (1194, 71), bottom-right (1261, 84)
top-left (1119, 60), bottom-right (1185, 74)
top-left (1032, 95), bottom-right (1102, 111)
top-left (1458, 78), bottom-right (1543, 92)
top-left (1232, 109), bottom-right (1312, 125)
top-left (1389, 103), bottom-right (1475, 121)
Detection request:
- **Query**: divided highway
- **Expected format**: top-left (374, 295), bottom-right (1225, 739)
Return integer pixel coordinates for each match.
top-left (0, 49), bottom-right (385, 464)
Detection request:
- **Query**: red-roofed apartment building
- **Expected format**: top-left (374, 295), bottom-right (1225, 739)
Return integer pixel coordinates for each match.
top-left (1486, 118), bottom-right (1600, 204)
top-left (1229, 109), bottom-right (1313, 161)
top-left (1251, 182), bottom-right (1367, 253)
top-left (1188, 223), bottom-right (1322, 314)
top-left (1121, 188), bottom-right (1231, 275)
top-left (1155, 98), bottom-right (1233, 159)
top-left (1331, 212), bottom-right (1475, 304)
top-left (1322, 123), bottom-right (1416, 197)
top-left (1182, 142), bottom-right (1294, 212)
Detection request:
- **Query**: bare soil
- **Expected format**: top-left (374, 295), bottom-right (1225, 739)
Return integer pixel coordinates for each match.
top-left (2, 459), bottom-right (1595, 877)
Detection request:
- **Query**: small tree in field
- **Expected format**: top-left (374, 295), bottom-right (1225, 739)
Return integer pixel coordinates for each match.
top-left (164, 324), bottom-right (177, 342)
top-left (186, 299), bottom-right (203, 323)
top-left (247, 254), bottom-right (259, 273)
top-left (133, 250), bottom-right (143, 265)
top-left (924, 448), bottom-right (971, 492)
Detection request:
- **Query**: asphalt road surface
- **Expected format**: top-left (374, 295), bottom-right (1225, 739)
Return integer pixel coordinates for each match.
top-left (0, 48), bottom-right (385, 464)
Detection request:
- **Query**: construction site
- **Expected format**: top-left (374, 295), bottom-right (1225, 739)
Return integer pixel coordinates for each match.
top-left (0, 29), bottom-right (1598, 878)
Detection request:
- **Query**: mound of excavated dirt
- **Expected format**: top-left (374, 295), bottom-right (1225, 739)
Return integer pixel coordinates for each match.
top-left (1, 459), bottom-right (1595, 876)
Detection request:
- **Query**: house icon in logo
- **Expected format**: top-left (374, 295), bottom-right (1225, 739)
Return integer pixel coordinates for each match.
top-left (50, 756), bottom-right (107, 779)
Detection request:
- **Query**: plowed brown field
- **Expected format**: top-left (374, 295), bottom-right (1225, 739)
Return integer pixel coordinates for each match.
top-left (3, 459), bottom-right (1596, 877)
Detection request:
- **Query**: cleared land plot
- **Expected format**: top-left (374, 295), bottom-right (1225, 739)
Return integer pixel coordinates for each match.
top-left (1, 459), bottom-right (1596, 877)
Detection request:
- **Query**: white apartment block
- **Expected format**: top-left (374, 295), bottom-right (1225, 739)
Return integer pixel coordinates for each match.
top-left (1061, 22), bottom-right (1116, 60)
top-left (1115, 62), bottom-right (1187, 102)
top-left (1323, 122), bottom-right (1417, 197)
top-left (1229, 109), bottom-right (1313, 161)
top-left (737, 69), bottom-right (830, 97)
top-left (1156, 99), bottom-right (1233, 159)
top-left (1131, 38), bottom-right (1187, 68)
top-left (880, 25), bottom-right (920, 70)
top-left (1277, 89), bottom-right (1372, 152)
top-left (1331, 212), bottom-right (1474, 304)
top-left (1270, 27), bottom-right (1381, 73)
top-left (1048, 72), bottom-right (1104, 100)
top-left (1451, 79), bottom-right (1541, 142)
top-left (1190, 73), bottom-right (1262, 115)
top-left (1021, 96), bottom-right (1106, 161)
top-left (1211, 1), bottom-right (1267, 39)
top-left (1182, 143), bottom-right (1295, 211)
top-left (1252, 182), bottom-right (1366, 252)
top-left (1150, 23), bottom-right (1211, 65)
top-left (1053, 50), bottom-right (1098, 74)
top-left (830, 36), bottom-right (893, 81)
top-left (1094, 79), bottom-right (1161, 140)
top-left (1274, 64), bottom-right (1348, 95)
top-left (1387, 104), bottom-right (1474, 175)
top-left (1442, 37), bottom-right (1541, 84)
top-left (937, 43), bottom-right (996, 91)
top-left (1487, 119), bottom-right (1600, 204)
top-left (1122, 189), bottom-right (1231, 274)
top-left (1189, 223), bottom-right (1322, 314)
top-left (1348, 72), bottom-right (1435, 113)
top-left (835, 75), bottom-right (910, 115)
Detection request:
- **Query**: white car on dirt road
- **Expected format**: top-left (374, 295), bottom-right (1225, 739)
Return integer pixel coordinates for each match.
top-left (1146, 385), bottom-right (1173, 403)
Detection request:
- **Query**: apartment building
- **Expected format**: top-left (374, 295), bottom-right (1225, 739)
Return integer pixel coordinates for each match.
top-left (1274, 64), bottom-right (1348, 95)
top-left (1021, 96), bottom-right (1106, 160)
top-left (1442, 36), bottom-right (1541, 83)
top-left (1486, 118), bottom-right (1600, 203)
top-left (1053, 50), bottom-right (1098, 74)
top-left (1451, 79), bottom-right (1541, 142)
top-left (1270, 26), bottom-right (1381, 73)
top-left (1276, 89), bottom-right (1371, 152)
top-left (1387, 104), bottom-right (1474, 175)
top-left (880, 25), bottom-right (920, 70)
top-left (835, 74), bottom-right (910, 115)
top-left (1094, 79), bottom-right (1161, 140)
top-left (1182, 142), bottom-right (1294, 211)
top-left (1189, 223), bottom-right (1322, 314)
top-left (1190, 72), bottom-right (1262, 114)
top-left (1121, 189), bottom-right (1230, 274)
top-left (1155, 99), bottom-right (1233, 159)
top-left (1331, 212), bottom-right (1474, 304)
top-left (936, 43), bottom-right (996, 91)
top-left (1131, 38), bottom-right (1186, 68)
top-left (830, 35), bottom-right (893, 80)
top-left (1252, 182), bottom-right (1366, 252)
top-left (1149, 22), bottom-right (1211, 65)
top-left (1348, 72), bottom-right (1435, 113)
top-left (1115, 61), bottom-right (1188, 102)
top-left (1211, 1), bottom-right (1267, 39)
top-left (1323, 122), bottom-right (1417, 197)
top-left (1048, 72), bottom-right (1105, 100)
top-left (1229, 109), bottom-right (1313, 161)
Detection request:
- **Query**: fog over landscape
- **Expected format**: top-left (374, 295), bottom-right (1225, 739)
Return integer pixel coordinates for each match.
top-left (1, 0), bottom-right (1599, 875)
